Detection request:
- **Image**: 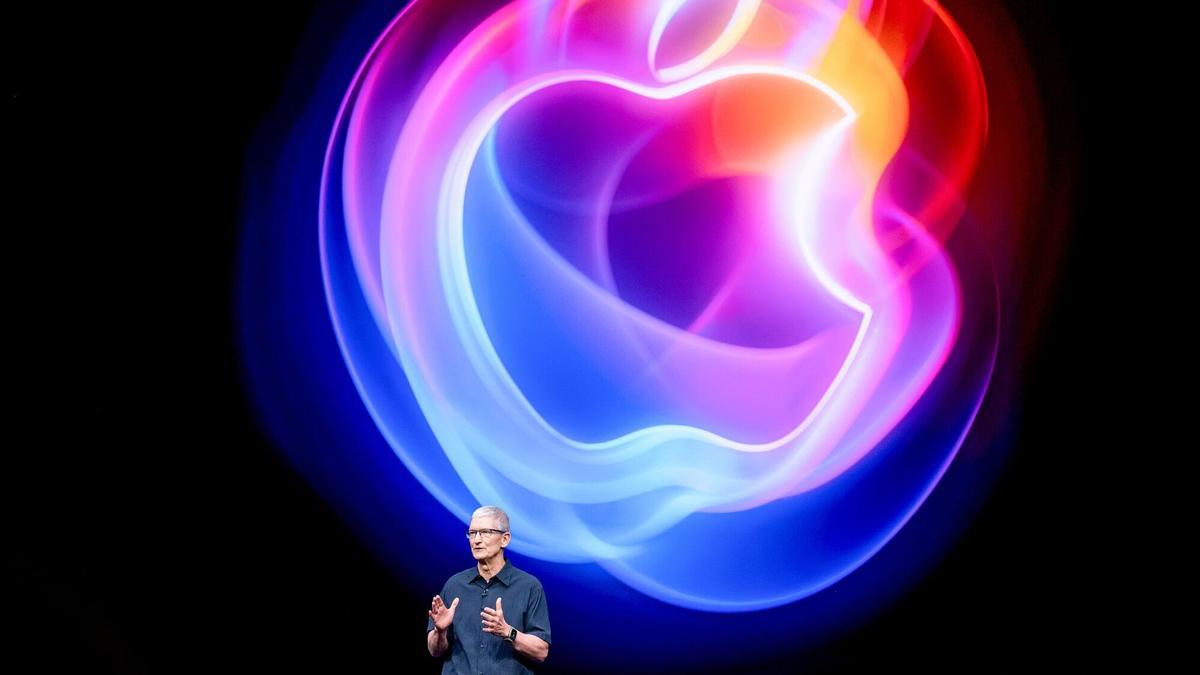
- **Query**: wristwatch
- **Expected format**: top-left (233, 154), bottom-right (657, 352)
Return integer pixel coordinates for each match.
top-left (505, 627), bottom-right (517, 643)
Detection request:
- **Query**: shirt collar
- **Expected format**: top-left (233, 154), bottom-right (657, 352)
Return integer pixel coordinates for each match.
top-left (495, 561), bottom-right (515, 586)
top-left (473, 560), bottom-right (515, 586)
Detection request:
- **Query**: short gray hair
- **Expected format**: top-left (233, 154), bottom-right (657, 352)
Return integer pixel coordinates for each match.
top-left (471, 505), bottom-right (510, 533)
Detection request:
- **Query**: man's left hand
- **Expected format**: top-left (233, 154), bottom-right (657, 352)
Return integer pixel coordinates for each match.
top-left (481, 597), bottom-right (512, 638)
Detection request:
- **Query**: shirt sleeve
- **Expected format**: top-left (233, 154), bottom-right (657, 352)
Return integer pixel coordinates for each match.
top-left (523, 582), bottom-right (552, 645)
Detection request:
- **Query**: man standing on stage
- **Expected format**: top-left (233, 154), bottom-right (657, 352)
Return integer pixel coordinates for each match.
top-left (427, 505), bottom-right (551, 673)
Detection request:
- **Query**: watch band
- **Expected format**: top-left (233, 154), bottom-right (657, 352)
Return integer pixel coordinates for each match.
top-left (506, 627), bottom-right (518, 642)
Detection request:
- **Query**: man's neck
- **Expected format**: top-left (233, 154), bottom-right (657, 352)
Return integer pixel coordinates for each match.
top-left (477, 555), bottom-right (506, 581)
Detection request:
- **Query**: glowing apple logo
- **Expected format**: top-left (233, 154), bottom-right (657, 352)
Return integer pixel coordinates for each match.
top-left (312, 0), bottom-right (1012, 610)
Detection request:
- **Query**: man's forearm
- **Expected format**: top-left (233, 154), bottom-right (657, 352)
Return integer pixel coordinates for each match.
top-left (511, 631), bottom-right (549, 662)
top-left (427, 628), bottom-right (449, 657)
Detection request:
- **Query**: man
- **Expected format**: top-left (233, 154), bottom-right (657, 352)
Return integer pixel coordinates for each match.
top-left (427, 505), bottom-right (551, 673)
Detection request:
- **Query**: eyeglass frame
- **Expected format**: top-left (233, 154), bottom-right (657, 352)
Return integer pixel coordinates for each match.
top-left (465, 528), bottom-right (508, 540)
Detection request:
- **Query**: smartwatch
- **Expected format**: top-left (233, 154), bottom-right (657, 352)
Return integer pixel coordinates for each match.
top-left (505, 627), bottom-right (518, 643)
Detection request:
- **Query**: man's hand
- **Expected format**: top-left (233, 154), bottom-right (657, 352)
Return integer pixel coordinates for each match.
top-left (429, 594), bottom-right (459, 632)
top-left (481, 597), bottom-right (512, 638)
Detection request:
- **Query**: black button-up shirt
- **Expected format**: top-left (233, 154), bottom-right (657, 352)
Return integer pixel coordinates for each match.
top-left (427, 561), bottom-right (552, 674)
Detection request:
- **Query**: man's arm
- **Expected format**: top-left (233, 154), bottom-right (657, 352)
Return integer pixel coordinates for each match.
top-left (427, 626), bottom-right (450, 658)
top-left (427, 594), bottom-right (458, 658)
top-left (517, 582), bottom-right (552, 663)
top-left (482, 596), bottom-right (551, 663)
top-left (510, 630), bottom-right (549, 662)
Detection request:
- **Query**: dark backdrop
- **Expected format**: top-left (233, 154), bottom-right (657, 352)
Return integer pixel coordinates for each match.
top-left (9, 1), bottom-right (1137, 671)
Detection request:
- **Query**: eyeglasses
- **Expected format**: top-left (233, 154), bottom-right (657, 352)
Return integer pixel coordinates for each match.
top-left (466, 528), bottom-right (507, 540)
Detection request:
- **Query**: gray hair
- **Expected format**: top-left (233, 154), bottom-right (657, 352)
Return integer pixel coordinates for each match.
top-left (471, 505), bottom-right (510, 533)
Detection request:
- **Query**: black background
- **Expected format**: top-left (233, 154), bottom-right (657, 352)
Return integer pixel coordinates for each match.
top-left (9, 1), bottom-right (1142, 671)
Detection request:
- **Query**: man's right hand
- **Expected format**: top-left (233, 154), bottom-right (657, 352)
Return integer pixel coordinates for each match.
top-left (429, 594), bottom-right (459, 632)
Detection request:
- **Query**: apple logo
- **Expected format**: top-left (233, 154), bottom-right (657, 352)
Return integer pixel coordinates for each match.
top-left (344, 0), bottom-right (970, 608)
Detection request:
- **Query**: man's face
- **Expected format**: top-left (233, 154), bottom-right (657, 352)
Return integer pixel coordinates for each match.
top-left (467, 515), bottom-right (509, 561)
